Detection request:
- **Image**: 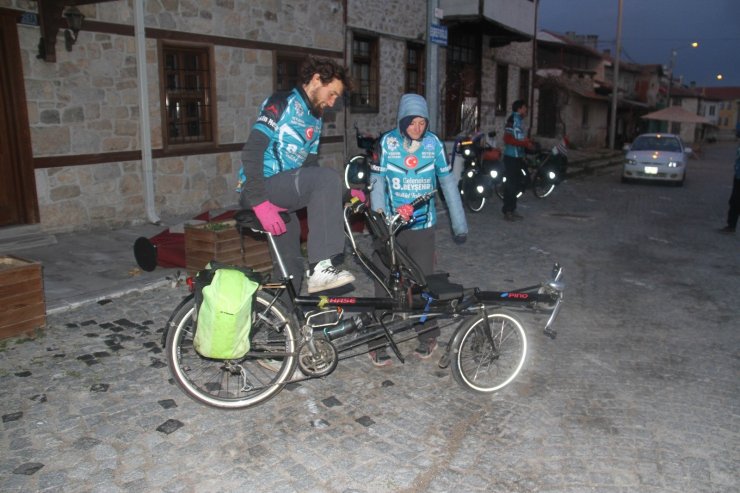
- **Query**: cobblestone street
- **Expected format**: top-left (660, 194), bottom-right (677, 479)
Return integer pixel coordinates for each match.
top-left (1, 143), bottom-right (738, 492)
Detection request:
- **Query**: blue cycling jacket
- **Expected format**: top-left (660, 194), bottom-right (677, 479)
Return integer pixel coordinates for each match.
top-left (237, 87), bottom-right (321, 196)
top-left (370, 95), bottom-right (467, 236)
top-left (503, 112), bottom-right (527, 159)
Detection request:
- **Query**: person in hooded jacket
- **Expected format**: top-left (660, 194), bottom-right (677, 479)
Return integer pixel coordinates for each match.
top-left (367, 94), bottom-right (468, 366)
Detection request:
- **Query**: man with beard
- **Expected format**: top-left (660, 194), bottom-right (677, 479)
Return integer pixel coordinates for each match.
top-left (238, 57), bottom-right (359, 293)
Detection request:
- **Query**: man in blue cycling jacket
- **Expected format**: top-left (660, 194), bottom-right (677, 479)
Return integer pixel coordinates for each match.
top-left (368, 94), bottom-right (468, 366)
top-left (502, 100), bottom-right (534, 221)
top-left (238, 57), bottom-right (356, 294)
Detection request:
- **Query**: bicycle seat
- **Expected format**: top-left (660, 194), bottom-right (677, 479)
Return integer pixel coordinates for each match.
top-left (424, 273), bottom-right (464, 301)
top-left (233, 209), bottom-right (291, 235)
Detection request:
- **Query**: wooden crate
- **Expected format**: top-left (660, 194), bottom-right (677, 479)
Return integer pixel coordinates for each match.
top-left (184, 220), bottom-right (272, 275)
top-left (0, 255), bottom-right (46, 340)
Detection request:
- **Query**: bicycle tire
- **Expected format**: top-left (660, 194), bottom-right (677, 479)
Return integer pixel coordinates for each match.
top-left (166, 290), bottom-right (298, 409)
top-left (449, 310), bottom-right (527, 394)
top-left (465, 194), bottom-right (486, 213)
top-left (532, 170), bottom-right (556, 198)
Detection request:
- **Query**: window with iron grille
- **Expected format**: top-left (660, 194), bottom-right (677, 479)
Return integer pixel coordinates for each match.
top-left (276, 54), bottom-right (303, 92)
top-left (351, 34), bottom-right (379, 112)
top-left (519, 68), bottom-right (530, 103)
top-left (495, 64), bottom-right (509, 115)
top-left (161, 44), bottom-right (215, 147)
top-left (405, 43), bottom-right (425, 96)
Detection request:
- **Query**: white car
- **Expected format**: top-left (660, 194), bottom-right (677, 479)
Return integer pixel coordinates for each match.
top-left (622, 133), bottom-right (692, 186)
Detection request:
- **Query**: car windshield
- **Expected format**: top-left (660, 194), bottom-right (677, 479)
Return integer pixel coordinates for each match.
top-left (631, 136), bottom-right (681, 153)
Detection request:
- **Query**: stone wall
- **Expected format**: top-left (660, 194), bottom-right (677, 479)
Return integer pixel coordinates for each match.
top-left (14, 0), bottom-right (346, 232)
top-left (346, 0), bottom-right (428, 139)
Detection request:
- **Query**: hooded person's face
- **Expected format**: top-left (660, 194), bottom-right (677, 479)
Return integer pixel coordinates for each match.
top-left (405, 117), bottom-right (427, 141)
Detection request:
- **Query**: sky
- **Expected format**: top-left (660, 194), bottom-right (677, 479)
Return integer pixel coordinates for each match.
top-left (537, 0), bottom-right (740, 87)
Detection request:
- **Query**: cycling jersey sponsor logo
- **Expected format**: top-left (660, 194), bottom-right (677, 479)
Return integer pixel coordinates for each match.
top-left (264, 103), bottom-right (279, 116)
top-left (293, 100), bottom-right (304, 117)
top-left (306, 127), bottom-right (315, 140)
top-left (405, 155), bottom-right (418, 168)
top-left (386, 136), bottom-right (400, 151)
top-left (256, 115), bottom-right (277, 129)
top-left (501, 292), bottom-right (529, 299)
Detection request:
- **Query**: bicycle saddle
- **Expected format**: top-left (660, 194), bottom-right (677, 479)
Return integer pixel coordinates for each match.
top-left (234, 209), bottom-right (291, 234)
top-left (424, 273), bottom-right (464, 301)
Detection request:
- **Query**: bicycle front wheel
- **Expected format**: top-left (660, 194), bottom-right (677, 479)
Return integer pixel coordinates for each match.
top-left (166, 290), bottom-right (298, 409)
top-left (449, 310), bottom-right (527, 394)
top-left (532, 170), bottom-right (556, 198)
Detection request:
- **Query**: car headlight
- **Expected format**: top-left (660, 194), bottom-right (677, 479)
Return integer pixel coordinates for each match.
top-left (667, 160), bottom-right (679, 168)
top-left (626, 158), bottom-right (637, 166)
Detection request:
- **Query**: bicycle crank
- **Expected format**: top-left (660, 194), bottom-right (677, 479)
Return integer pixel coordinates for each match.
top-left (297, 338), bottom-right (339, 378)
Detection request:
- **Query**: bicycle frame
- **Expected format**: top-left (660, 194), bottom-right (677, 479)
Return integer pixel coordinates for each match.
top-left (250, 196), bottom-right (563, 360)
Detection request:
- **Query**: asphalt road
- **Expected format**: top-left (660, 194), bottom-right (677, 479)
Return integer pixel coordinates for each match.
top-left (1, 141), bottom-right (738, 492)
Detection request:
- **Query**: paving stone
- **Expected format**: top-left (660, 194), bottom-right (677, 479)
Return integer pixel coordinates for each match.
top-left (0, 144), bottom-right (738, 491)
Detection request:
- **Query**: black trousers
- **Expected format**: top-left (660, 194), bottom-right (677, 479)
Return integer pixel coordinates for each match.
top-left (727, 178), bottom-right (740, 229)
top-left (240, 166), bottom-right (344, 292)
top-left (502, 155), bottom-right (526, 214)
top-left (372, 227), bottom-right (439, 343)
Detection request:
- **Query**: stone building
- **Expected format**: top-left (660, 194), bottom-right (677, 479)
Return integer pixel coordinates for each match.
top-left (1, 0), bottom-right (536, 234)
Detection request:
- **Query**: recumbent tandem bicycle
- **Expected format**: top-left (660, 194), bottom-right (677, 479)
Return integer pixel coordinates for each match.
top-left (162, 188), bottom-right (565, 409)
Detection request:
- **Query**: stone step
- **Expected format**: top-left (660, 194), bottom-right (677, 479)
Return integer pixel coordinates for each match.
top-left (0, 225), bottom-right (57, 253)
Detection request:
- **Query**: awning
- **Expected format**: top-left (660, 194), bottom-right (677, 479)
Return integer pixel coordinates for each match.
top-left (641, 106), bottom-right (710, 124)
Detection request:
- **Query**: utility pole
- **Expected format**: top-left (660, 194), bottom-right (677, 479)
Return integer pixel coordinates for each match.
top-left (530, 0), bottom-right (538, 133)
top-left (426, 0), bottom-right (440, 132)
top-left (608, 0), bottom-right (623, 150)
top-left (666, 49), bottom-right (676, 107)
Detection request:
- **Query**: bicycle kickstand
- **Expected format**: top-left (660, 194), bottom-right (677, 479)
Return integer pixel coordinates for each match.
top-left (379, 311), bottom-right (405, 364)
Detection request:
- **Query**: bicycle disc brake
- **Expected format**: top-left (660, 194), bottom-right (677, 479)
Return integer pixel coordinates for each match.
top-left (297, 338), bottom-right (338, 378)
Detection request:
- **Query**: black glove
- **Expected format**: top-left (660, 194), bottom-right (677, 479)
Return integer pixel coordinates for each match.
top-left (453, 234), bottom-right (467, 245)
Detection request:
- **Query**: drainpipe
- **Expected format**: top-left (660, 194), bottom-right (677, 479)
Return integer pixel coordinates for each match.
top-left (133, 0), bottom-right (160, 224)
top-left (426, 0), bottom-right (439, 132)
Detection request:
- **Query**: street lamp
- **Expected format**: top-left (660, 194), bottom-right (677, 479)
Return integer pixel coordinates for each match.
top-left (666, 41), bottom-right (699, 106)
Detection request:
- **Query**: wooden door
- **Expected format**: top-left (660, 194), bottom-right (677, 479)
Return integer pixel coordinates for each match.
top-left (0, 12), bottom-right (37, 226)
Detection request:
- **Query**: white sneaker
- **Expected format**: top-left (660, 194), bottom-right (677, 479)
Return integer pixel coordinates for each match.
top-left (307, 259), bottom-right (355, 293)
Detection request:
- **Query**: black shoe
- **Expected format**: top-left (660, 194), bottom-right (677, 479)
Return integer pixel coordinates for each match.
top-left (719, 226), bottom-right (736, 234)
top-left (414, 338), bottom-right (438, 359)
top-left (369, 348), bottom-right (392, 367)
top-left (504, 212), bottom-right (523, 222)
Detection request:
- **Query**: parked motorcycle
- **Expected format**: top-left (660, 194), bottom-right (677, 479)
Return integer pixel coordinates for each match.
top-left (452, 131), bottom-right (505, 213)
top-left (495, 137), bottom-right (569, 200)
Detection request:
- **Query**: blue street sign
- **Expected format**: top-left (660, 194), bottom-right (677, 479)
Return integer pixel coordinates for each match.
top-left (430, 23), bottom-right (448, 46)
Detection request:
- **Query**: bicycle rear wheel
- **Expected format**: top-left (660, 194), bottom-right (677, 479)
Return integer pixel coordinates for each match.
top-left (465, 194), bottom-right (486, 213)
top-left (449, 310), bottom-right (527, 394)
top-left (166, 290), bottom-right (297, 409)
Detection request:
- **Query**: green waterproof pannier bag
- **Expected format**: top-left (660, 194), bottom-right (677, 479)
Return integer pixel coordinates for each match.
top-left (193, 267), bottom-right (260, 359)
